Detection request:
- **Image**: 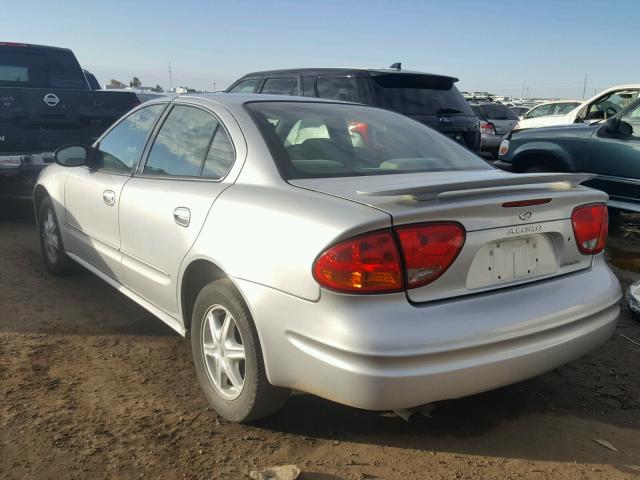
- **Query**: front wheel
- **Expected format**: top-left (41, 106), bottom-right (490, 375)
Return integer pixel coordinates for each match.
top-left (38, 197), bottom-right (74, 275)
top-left (191, 280), bottom-right (289, 422)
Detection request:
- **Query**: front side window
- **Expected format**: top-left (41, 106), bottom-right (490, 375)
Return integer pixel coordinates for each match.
top-left (96, 104), bottom-right (165, 173)
top-left (587, 90), bottom-right (640, 120)
top-left (144, 105), bottom-right (219, 177)
top-left (261, 77), bottom-right (298, 95)
top-left (228, 78), bottom-right (260, 93)
top-left (621, 102), bottom-right (640, 138)
top-left (247, 101), bottom-right (492, 179)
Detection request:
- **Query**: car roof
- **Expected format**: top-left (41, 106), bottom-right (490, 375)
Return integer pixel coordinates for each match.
top-left (176, 92), bottom-right (361, 109)
top-left (0, 41), bottom-right (73, 53)
top-left (235, 67), bottom-right (458, 82)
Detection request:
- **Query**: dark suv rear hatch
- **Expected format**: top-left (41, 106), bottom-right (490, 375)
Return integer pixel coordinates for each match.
top-left (370, 72), bottom-right (481, 151)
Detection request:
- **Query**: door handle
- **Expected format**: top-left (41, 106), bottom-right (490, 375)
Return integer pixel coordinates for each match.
top-left (103, 190), bottom-right (115, 206)
top-left (173, 207), bottom-right (191, 227)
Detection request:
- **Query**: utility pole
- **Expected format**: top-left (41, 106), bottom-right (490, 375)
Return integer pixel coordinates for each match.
top-left (521, 83), bottom-right (525, 99)
top-left (582, 73), bottom-right (588, 99)
top-left (168, 63), bottom-right (172, 91)
top-left (213, 81), bottom-right (216, 92)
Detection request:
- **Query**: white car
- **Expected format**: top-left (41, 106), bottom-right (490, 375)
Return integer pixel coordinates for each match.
top-left (515, 85), bottom-right (640, 130)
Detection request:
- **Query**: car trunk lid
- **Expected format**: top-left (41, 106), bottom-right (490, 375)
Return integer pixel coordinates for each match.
top-left (290, 170), bottom-right (607, 303)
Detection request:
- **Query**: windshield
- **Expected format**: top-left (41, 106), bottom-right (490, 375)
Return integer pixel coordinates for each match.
top-left (246, 101), bottom-right (492, 180)
top-left (370, 73), bottom-right (474, 116)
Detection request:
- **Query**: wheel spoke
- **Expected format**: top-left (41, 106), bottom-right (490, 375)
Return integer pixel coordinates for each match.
top-left (206, 311), bottom-right (217, 344)
top-left (225, 344), bottom-right (245, 360)
top-left (221, 312), bottom-right (232, 343)
top-left (223, 359), bottom-right (243, 389)
top-left (203, 342), bottom-right (217, 358)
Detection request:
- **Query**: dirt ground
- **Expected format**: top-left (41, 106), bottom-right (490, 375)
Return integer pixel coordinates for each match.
top-left (1, 211), bottom-right (639, 480)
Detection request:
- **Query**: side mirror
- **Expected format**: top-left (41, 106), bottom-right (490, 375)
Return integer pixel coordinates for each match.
top-left (604, 117), bottom-right (633, 136)
top-left (54, 145), bottom-right (89, 167)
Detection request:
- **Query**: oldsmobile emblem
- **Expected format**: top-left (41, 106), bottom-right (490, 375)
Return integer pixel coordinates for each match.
top-left (518, 211), bottom-right (532, 221)
top-left (43, 93), bottom-right (59, 107)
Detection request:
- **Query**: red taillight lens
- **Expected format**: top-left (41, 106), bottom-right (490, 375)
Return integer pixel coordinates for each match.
top-left (571, 204), bottom-right (608, 254)
top-left (313, 230), bottom-right (403, 293)
top-left (395, 223), bottom-right (466, 288)
top-left (480, 121), bottom-right (496, 135)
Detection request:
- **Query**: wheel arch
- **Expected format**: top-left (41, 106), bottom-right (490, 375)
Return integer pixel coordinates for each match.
top-left (510, 144), bottom-right (573, 173)
top-left (180, 258), bottom-right (248, 331)
top-left (33, 184), bottom-right (50, 221)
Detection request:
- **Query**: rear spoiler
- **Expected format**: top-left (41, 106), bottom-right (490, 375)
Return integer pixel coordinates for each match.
top-left (357, 173), bottom-right (597, 201)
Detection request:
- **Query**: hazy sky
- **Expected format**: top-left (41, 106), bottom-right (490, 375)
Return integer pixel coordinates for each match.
top-left (3, 0), bottom-right (638, 98)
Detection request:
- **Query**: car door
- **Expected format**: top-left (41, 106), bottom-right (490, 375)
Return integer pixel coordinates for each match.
top-left (587, 101), bottom-right (640, 208)
top-left (63, 103), bottom-right (166, 279)
top-left (118, 102), bottom-right (237, 317)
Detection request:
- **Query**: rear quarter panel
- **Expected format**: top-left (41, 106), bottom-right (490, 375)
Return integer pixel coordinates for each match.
top-left (183, 183), bottom-right (391, 302)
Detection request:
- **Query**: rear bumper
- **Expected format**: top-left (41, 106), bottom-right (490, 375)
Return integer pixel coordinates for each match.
top-left (0, 153), bottom-right (52, 199)
top-left (235, 255), bottom-right (620, 410)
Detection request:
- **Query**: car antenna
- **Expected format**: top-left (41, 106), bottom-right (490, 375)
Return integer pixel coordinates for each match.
top-left (389, 62), bottom-right (401, 70)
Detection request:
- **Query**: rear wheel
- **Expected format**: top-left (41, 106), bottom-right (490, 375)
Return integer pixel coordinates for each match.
top-left (38, 196), bottom-right (74, 275)
top-left (191, 280), bottom-right (289, 422)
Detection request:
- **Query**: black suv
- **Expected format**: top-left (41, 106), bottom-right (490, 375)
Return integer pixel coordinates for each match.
top-left (227, 66), bottom-right (481, 152)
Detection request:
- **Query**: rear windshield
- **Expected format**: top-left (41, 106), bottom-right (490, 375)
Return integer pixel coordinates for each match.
top-left (473, 103), bottom-right (519, 120)
top-left (246, 101), bottom-right (491, 180)
top-left (371, 73), bottom-right (474, 116)
top-left (0, 48), bottom-right (87, 89)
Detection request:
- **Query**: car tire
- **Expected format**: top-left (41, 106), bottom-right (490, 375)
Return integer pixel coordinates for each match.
top-left (191, 279), bottom-right (289, 422)
top-left (38, 196), bottom-right (74, 275)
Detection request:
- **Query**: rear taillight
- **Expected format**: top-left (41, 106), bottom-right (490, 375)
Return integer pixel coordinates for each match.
top-left (571, 204), bottom-right (608, 254)
top-left (396, 223), bottom-right (465, 288)
top-left (480, 121), bottom-right (496, 135)
top-left (313, 223), bottom-right (465, 293)
top-left (313, 231), bottom-right (403, 293)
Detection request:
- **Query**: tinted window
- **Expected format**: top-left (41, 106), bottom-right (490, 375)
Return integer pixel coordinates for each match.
top-left (261, 77), bottom-right (297, 95)
top-left (229, 78), bottom-right (260, 93)
top-left (621, 102), bottom-right (640, 137)
top-left (371, 73), bottom-right (474, 116)
top-left (247, 101), bottom-right (492, 179)
top-left (0, 49), bottom-right (85, 89)
top-left (202, 127), bottom-right (235, 178)
top-left (316, 77), bottom-right (364, 103)
top-left (477, 103), bottom-right (518, 120)
top-left (97, 104), bottom-right (165, 173)
top-left (144, 105), bottom-right (218, 177)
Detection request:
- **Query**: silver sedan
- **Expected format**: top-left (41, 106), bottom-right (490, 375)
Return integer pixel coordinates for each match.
top-left (35, 94), bottom-right (621, 422)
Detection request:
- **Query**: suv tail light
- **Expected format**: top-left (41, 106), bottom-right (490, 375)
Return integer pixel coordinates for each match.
top-left (313, 231), bottom-right (403, 293)
top-left (480, 120), bottom-right (496, 135)
top-left (396, 223), bottom-right (465, 288)
top-left (313, 223), bottom-right (465, 293)
top-left (571, 204), bottom-right (608, 254)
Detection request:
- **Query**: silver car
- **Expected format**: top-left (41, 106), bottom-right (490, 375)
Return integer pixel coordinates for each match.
top-left (35, 94), bottom-right (621, 422)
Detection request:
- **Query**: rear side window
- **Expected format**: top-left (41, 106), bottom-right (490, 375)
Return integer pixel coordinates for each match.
top-left (261, 77), bottom-right (298, 95)
top-left (316, 77), bottom-right (364, 103)
top-left (0, 49), bottom-right (85, 89)
top-left (371, 73), bottom-right (474, 116)
top-left (202, 128), bottom-right (235, 179)
top-left (477, 104), bottom-right (518, 120)
top-left (144, 105), bottom-right (219, 177)
top-left (228, 78), bottom-right (260, 93)
top-left (552, 102), bottom-right (580, 115)
top-left (97, 104), bottom-right (165, 174)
